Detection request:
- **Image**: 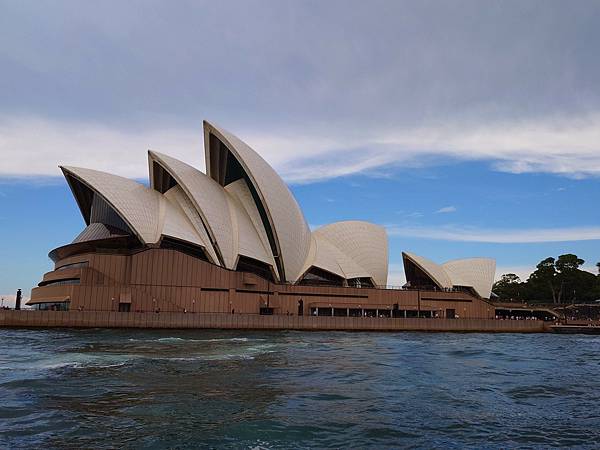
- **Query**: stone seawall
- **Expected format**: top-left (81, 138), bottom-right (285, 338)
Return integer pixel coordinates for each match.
top-left (0, 310), bottom-right (549, 332)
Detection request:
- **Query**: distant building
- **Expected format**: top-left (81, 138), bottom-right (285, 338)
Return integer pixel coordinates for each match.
top-left (29, 121), bottom-right (496, 320)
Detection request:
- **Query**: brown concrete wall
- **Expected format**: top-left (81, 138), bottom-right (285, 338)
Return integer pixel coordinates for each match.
top-left (0, 310), bottom-right (549, 332)
top-left (29, 248), bottom-right (496, 319)
top-left (41, 267), bottom-right (82, 284)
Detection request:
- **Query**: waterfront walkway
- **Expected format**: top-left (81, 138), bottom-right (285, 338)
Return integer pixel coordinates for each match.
top-left (0, 310), bottom-right (549, 332)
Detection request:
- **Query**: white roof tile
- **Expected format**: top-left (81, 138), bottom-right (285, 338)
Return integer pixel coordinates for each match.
top-left (225, 179), bottom-right (279, 279)
top-left (402, 252), bottom-right (453, 289)
top-left (149, 151), bottom-right (236, 268)
top-left (442, 258), bottom-right (496, 298)
top-left (205, 121), bottom-right (312, 282)
top-left (314, 221), bottom-right (389, 286)
top-left (62, 166), bottom-right (162, 244)
top-left (163, 186), bottom-right (220, 264)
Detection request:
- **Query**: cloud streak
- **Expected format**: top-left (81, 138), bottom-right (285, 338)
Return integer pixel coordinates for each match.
top-left (387, 225), bottom-right (600, 243)
top-left (2, 114), bottom-right (600, 183)
top-left (436, 206), bottom-right (457, 214)
top-left (278, 114), bottom-right (600, 182)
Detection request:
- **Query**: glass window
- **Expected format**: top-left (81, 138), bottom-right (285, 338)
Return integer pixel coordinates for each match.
top-left (56, 261), bottom-right (88, 271)
top-left (42, 278), bottom-right (80, 287)
top-left (33, 301), bottom-right (70, 311)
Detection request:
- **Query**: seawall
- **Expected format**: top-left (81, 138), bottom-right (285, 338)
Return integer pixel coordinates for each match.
top-left (0, 310), bottom-right (549, 332)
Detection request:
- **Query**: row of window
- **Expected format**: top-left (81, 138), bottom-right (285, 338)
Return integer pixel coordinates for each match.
top-left (41, 278), bottom-right (80, 287)
top-left (56, 261), bottom-right (88, 271)
top-left (309, 307), bottom-right (442, 318)
top-left (33, 301), bottom-right (70, 311)
top-left (298, 267), bottom-right (376, 288)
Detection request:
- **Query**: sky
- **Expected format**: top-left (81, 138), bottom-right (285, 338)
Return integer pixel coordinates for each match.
top-left (1, 0), bottom-right (600, 302)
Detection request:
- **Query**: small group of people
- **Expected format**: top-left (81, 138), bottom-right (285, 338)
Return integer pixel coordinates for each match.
top-left (495, 315), bottom-right (539, 320)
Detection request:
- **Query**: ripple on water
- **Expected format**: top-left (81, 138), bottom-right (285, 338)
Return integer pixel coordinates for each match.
top-left (1, 329), bottom-right (600, 449)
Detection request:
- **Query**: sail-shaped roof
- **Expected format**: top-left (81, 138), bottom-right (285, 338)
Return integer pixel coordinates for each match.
top-left (148, 151), bottom-right (235, 268)
top-left (403, 252), bottom-right (496, 298)
top-left (227, 190), bottom-right (277, 270)
top-left (442, 258), bottom-right (496, 299)
top-left (204, 121), bottom-right (311, 282)
top-left (163, 186), bottom-right (219, 263)
top-left (402, 252), bottom-right (453, 289)
top-left (300, 235), bottom-right (347, 280)
top-left (225, 179), bottom-right (279, 278)
top-left (62, 166), bottom-right (162, 244)
top-left (61, 120), bottom-right (393, 288)
top-left (315, 221), bottom-right (389, 286)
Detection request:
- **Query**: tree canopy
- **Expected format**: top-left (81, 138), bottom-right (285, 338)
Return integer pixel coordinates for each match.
top-left (493, 254), bottom-right (600, 304)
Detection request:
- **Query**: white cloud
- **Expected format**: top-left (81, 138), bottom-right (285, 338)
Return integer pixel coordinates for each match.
top-left (436, 206), bottom-right (457, 214)
top-left (0, 116), bottom-right (205, 180)
top-left (276, 114), bottom-right (600, 182)
top-left (387, 225), bottom-right (600, 243)
top-left (2, 114), bottom-right (600, 183)
top-left (387, 263), bottom-right (406, 287)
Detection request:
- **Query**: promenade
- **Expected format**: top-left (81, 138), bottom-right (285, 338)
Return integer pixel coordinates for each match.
top-left (0, 310), bottom-right (549, 333)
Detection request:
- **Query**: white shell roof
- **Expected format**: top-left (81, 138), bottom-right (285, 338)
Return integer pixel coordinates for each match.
top-left (226, 189), bottom-right (276, 270)
top-left (314, 221), bottom-right (389, 286)
top-left (442, 258), bottom-right (496, 299)
top-left (62, 122), bottom-right (390, 287)
top-left (403, 252), bottom-right (496, 298)
top-left (62, 166), bottom-right (162, 244)
top-left (225, 179), bottom-right (279, 278)
top-left (402, 252), bottom-right (453, 289)
top-left (163, 186), bottom-right (219, 264)
top-left (204, 121), bottom-right (312, 282)
top-left (148, 151), bottom-right (236, 268)
top-left (161, 195), bottom-right (211, 252)
top-left (300, 235), bottom-right (346, 279)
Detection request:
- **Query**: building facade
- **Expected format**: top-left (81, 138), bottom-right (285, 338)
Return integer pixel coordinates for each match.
top-left (29, 121), bottom-right (497, 320)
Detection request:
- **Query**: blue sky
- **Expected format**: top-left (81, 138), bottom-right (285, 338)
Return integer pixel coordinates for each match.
top-left (1, 159), bottom-right (598, 297)
top-left (1, 0), bottom-right (600, 298)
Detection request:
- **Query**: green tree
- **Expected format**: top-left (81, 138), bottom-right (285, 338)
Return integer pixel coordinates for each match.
top-left (595, 263), bottom-right (600, 301)
top-left (555, 254), bottom-right (584, 273)
top-left (492, 273), bottom-right (523, 301)
top-left (528, 257), bottom-right (559, 303)
top-left (555, 254), bottom-right (585, 303)
top-left (527, 254), bottom-right (590, 304)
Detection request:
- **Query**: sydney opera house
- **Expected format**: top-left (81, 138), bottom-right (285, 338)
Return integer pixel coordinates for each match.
top-left (28, 121), bottom-right (497, 320)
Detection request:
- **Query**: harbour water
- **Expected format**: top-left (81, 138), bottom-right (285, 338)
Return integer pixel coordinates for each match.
top-left (1, 329), bottom-right (599, 449)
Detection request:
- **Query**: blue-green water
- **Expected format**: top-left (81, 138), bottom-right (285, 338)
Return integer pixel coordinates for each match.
top-left (1, 329), bottom-right (600, 449)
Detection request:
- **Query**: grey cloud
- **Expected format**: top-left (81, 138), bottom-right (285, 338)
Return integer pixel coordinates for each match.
top-left (2, 0), bottom-right (600, 134)
top-left (2, 0), bottom-right (600, 183)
